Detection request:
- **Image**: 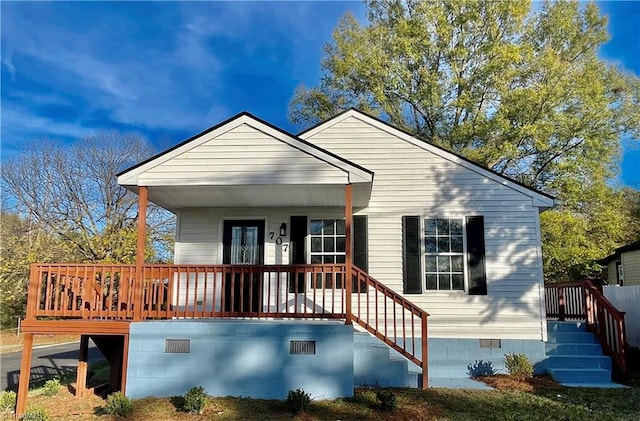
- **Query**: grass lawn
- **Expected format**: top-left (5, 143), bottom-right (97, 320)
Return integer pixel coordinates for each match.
top-left (5, 374), bottom-right (639, 421)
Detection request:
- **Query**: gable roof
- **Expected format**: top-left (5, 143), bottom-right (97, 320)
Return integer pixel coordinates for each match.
top-left (298, 108), bottom-right (556, 208)
top-left (117, 111), bottom-right (373, 186)
top-left (598, 240), bottom-right (640, 265)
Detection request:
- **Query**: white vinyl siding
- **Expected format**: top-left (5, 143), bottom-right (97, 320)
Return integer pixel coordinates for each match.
top-left (302, 115), bottom-right (546, 340)
top-left (139, 124), bottom-right (349, 186)
top-left (175, 207), bottom-right (344, 266)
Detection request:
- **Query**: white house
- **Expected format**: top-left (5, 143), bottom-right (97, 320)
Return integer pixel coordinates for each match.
top-left (113, 109), bottom-right (555, 397)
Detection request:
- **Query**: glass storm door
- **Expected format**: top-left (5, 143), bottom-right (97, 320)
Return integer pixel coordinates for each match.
top-left (222, 220), bottom-right (264, 312)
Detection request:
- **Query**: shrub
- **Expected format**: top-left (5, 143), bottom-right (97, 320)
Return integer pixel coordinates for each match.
top-left (104, 391), bottom-right (133, 417)
top-left (467, 360), bottom-right (497, 377)
top-left (22, 406), bottom-right (49, 421)
top-left (183, 386), bottom-right (208, 414)
top-left (41, 378), bottom-right (60, 397)
top-left (286, 388), bottom-right (311, 414)
top-left (0, 390), bottom-right (16, 413)
top-left (503, 352), bottom-right (534, 381)
top-left (376, 389), bottom-right (397, 411)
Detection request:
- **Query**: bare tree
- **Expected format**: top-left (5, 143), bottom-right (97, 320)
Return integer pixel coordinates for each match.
top-left (2, 131), bottom-right (175, 263)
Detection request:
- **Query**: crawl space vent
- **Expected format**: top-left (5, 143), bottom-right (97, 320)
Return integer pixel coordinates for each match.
top-left (479, 339), bottom-right (501, 349)
top-left (290, 340), bottom-right (316, 355)
top-left (165, 339), bottom-right (191, 353)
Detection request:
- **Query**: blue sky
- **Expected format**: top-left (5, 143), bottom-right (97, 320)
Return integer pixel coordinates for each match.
top-left (1, 1), bottom-right (639, 187)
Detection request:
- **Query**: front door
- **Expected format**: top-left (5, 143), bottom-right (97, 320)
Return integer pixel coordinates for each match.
top-left (222, 220), bottom-right (265, 313)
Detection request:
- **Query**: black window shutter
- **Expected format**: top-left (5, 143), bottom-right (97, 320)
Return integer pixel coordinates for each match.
top-left (352, 215), bottom-right (368, 293)
top-left (466, 216), bottom-right (487, 295)
top-left (402, 216), bottom-right (422, 294)
top-left (290, 216), bottom-right (307, 264)
top-left (353, 215), bottom-right (368, 271)
top-left (289, 216), bottom-right (307, 293)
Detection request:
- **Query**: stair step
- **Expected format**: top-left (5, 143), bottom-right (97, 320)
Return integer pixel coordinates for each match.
top-left (545, 343), bottom-right (602, 356)
top-left (540, 355), bottom-right (612, 370)
top-left (546, 332), bottom-right (599, 344)
top-left (547, 368), bottom-right (611, 384)
top-left (547, 321), bottom-right (587, 332)
top-left (561, 382), bottom-right (627, 389)
top-left (353, 331), bottom-right (416, 388)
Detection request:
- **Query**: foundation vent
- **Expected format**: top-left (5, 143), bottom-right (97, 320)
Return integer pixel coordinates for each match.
top-left (479, 339), bottom-right (501, 349)
top-left (290, 340), bottom-right (316, 355)
top-left (165, 339), bottom-right (191, 353)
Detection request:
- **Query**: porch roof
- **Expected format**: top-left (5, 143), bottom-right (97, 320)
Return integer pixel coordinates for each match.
top-left (117, 112), bottom-right (373, 210)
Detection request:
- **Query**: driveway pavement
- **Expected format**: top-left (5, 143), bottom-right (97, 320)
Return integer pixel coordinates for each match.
top-left (1, 341), bottom-right (103, 391)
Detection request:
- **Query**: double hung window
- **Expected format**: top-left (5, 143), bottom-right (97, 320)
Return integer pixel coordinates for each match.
top-left (310, 219), bottom-right (345, 288)
top-left (424, 218), bottom-right (465, 291)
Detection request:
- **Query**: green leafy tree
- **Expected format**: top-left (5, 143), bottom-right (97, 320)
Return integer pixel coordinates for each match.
top-left (0, 212), bottom-right (69, 328)
top-left (290, 0), bottom-right (640, 281)
top-left (540, 181), bottom-right (637, 282)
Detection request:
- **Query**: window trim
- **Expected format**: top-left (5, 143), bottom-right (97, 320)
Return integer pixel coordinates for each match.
top-left (307, 217), bottom-right (346, 290)
top-left (308, 218), bottom-right (347, 265)
top-left (422, 216), bottom-right (469, 293)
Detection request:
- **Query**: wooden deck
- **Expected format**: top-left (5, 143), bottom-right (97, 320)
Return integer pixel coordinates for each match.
top-left (17, 262), bottom-right (429, 416)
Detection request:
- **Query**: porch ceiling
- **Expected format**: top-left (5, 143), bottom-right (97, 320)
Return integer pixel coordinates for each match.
top-left (142, 183), bottom-right (372, 211)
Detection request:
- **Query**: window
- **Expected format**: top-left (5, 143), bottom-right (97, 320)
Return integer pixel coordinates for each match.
top-left (310, 219), bottom-right (346, 264)
top-left (310, 219), bottom-right (345, 288)
top-left (424, 218), bottom-right (465, 291)
top-left (617, 262), bottom-right (624, 286)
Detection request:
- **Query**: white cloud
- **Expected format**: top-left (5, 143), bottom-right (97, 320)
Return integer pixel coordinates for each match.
top-left (2, 49), bottom-right (16, 82)
top-left (0, 104), bottom-right (91, 155)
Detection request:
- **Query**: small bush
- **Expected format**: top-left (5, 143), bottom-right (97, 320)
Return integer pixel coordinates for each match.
top-left (286, 388), bottom-right (311, 414)
top-left (0, 390), bottom-right (16, 413)
top-left (41, 378), bottom-right (60, 397)
top-left (104, 391), bottom-right (133, 417)
top-left (22, 406), bottom-right (50, 421)
top-left (503, 352), bottom-right (534, 380)
top-left (467, 360), bottom-right (497, 377)
top-left (183, 386), bottom-right (207, 414)
top-left (376, 389), bottom-right (397, 411)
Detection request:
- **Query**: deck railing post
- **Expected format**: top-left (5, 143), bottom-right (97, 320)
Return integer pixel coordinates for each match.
top-left (558, 286), bottom-right (566, 321)
top-left (344, 183), bottom-right (353, 325)
top-left (26, 264), bottom-right (40, 320)
top-left (134, 186), bottom-right (148, 321)
top-left (421, 315), bottom-right (428, 389)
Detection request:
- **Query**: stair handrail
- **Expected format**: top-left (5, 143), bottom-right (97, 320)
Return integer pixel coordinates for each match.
top-left (545, 280), bottom-right (627, 377)
top-left (350, 265), bottom-right (429, 389)
top-left (581, 280), bottom-right (627, 376)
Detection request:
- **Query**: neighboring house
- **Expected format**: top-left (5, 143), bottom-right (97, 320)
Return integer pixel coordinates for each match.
top-left (598, 241), bottom-right (640, 286)
top-left (599, 241), bottom-right (640, 347)
top-left (16, 109), bottom-right (556, 413)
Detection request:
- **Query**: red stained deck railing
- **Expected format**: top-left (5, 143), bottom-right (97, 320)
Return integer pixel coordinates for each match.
top-left (26, 263), bottom-right (430, 388)
top-left (351, 265), bottom-right (429, 387)
top-left (27, 263), bottom-right (351, 320)
top-left (545, 280), bottom-right (627, 377)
